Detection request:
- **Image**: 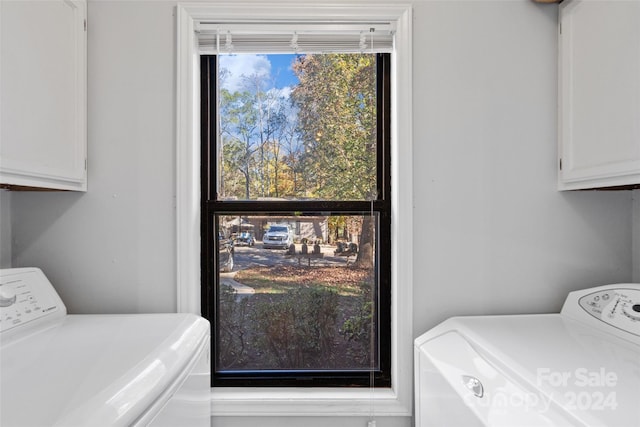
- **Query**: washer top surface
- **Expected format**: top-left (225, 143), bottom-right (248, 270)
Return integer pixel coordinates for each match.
top-left (415, 284), bottom-right (640, 427)
top-left (1, 313), bottom-right (209, 427)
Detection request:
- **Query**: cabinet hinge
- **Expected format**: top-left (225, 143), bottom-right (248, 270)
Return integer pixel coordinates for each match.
top-left (559, 158), bottom-right (563, 171)
top-left (85, 158), bottom-right (87, 170)
top-left (84, 19), bottom-right (87, 32)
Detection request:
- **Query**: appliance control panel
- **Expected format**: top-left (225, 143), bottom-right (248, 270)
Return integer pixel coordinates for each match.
top-left (0, 268), bottom-right (66, 333)
top-left (562, 284), bottom-right (640, 339)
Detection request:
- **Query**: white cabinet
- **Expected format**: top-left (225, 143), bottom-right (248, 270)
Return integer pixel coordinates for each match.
top-left (558, 0), bottom-right (640, 190)
top-left (0, 0), bottom-right (87, 191)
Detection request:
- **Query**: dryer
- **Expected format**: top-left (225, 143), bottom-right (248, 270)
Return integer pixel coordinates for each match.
top-left (414, 284), bottom-right (640, 426)
top-left (0, 267), bottom-right (211, 427)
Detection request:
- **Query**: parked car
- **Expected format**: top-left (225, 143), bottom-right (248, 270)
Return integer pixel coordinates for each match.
top-left (235, 231), bottom-right (255, 246)
top-left (218, 231), bottom-right (234, 272)
top-left (262, 224), bottom-right (293, 249)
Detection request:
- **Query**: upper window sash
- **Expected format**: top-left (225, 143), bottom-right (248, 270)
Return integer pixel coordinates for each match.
top-left (206, 52), bottom-right (390, 204)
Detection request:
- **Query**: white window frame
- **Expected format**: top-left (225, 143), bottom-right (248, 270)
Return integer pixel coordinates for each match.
top-left (176, 1), bottom-right (413, 417)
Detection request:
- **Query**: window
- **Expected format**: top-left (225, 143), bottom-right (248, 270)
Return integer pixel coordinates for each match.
top-left (201, 51), bottom-right (391, 387)
top-left (177, 3), bottom-right (412, 415)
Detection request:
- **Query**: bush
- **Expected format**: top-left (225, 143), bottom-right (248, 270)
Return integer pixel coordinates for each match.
top-left (218, 285), bottom-right (249, 368)
top-left (252, 287), bottom-right (338, 368)
top-left (341, 282), bottom-right (375, 366)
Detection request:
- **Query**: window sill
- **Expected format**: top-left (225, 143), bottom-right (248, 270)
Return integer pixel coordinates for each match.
top-left (210, 387), bottom-right (411, 417)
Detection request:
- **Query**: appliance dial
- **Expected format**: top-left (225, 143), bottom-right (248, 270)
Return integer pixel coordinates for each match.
top-left (623, 302), bottom-right (640, 321)
top-left (0, 286), bottom-right (17, 307)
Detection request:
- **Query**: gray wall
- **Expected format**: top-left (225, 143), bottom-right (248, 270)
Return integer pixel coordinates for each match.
top-left (12, 0), bottom-right (177, 314)
top-left (0, 191), bottom-right (10, 268)
top-left (7, 0), bottom-right (635, 426)
top-left (634, 190), bottom-right (640, 282)
top-left (412, 0), bottom-right (632, 332)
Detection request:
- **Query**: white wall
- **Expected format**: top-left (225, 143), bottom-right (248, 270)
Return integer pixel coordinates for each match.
top-left (0, 190), bottom-right (10, 268)
top-left (8, 0), bottom-right (634, 426)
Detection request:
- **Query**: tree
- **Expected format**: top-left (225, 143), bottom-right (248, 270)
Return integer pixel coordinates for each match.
top-left (219, 67), bottom-right (299, 200)
top-left (219, 54), bottom-right (379, 267)
top-left (292, 54), bottom-right (378, 267)
top-left (219, 87), bottom-right (260, 199)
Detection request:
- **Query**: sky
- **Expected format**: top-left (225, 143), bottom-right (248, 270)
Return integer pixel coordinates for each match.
top-left (219, 54), bottom-right (299, 94)
top-left (267, 54), bottom-right (299, 88)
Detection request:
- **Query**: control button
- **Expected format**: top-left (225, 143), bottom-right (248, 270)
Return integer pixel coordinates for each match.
top-left (633, 304), bottom-right (640, 313)
top-left (602, 294), bottom-right (610, 301)
top-left (594, 296), bottom-right (600, 302)
top-left (0, 286), bottom-right (17, 307)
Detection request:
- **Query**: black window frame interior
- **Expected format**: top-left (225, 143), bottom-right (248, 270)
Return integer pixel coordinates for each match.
top-left (200, 53), bottom-right (392, 388)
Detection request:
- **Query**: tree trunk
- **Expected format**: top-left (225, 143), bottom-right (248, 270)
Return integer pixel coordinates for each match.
top-left (354, 216), bottom-right (374, 268)
top-left (243, 168), bottom-right (250, 199)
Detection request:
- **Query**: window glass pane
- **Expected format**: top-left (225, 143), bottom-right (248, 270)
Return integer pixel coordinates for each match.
top-left (216, 213), bottom-right (378, 371)
top-left (218, 53), bottom-right (378, 201)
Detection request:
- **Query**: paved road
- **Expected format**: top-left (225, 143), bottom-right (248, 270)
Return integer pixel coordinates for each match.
top-left (221, 243), bottom-right (353, 296)
top-left (231, 243), bottom-right (351, 271)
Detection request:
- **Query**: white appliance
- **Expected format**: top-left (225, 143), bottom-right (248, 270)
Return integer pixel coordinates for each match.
top-left (0, 267), bottom-right (211, 427)
top-left (415, 284), bottom-right (640, 426)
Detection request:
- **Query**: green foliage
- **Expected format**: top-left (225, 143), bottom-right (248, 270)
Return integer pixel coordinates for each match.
top-left (292, 53), bottom-right (377, 200)
top-left (218, 72), bottom-right (294, 199)
top-left (217, 267), bottom-right (376, 370)
top-left (217, 285), bottom-right (250, 369)
top-left (218, 53), bottom-right (377, 201)
top-left (341, 281), bottom-right (375, 366)
top-left (252, 287), bottom-right (339, 368)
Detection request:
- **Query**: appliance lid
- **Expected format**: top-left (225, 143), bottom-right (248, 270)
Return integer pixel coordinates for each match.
top-left (416, 314), bottom-right (640, 426)
top-left (1, 313), bottom-right (210, 427)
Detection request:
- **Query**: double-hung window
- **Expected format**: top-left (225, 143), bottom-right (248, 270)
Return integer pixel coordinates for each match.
top-left (200, 26), bottom-right (392, 388)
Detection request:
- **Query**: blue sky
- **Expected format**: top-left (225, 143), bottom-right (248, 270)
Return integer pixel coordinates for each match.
top-left (267, 54), bottom-right (299, 88)
top-left (219, 54), bottom-right (299, 93)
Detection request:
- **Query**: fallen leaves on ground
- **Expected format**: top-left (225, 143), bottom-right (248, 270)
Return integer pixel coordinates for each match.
top-left (235, 265), bottom-right (372, 288)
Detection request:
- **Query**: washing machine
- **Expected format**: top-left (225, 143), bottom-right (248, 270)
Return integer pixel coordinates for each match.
top-left (414, 284), bottom-right (640, 426)
top-left (0, 267), bottom-right (211, 427)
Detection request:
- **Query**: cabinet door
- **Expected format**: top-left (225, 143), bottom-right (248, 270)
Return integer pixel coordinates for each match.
top-left (559, 0), bottom-right (640, 190)
top-left (0, 0), bottom-right (87, 191)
